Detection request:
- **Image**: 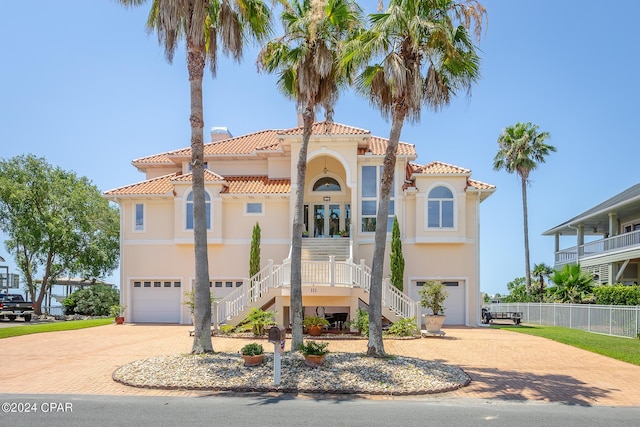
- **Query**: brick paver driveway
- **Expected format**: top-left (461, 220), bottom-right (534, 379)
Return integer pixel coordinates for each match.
top-left (3, 324), bottom-right (639, 406)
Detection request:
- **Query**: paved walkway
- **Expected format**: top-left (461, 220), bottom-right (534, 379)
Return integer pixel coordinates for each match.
top-left (3, 324), bottom-right (639, 406)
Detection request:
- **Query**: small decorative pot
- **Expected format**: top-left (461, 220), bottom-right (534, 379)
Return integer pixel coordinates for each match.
top-left (304, 354), bottom-right (326, 368)
top-left (307, 325), bottom-right (323, 336)
top-left (115, 317), bottom-right (125, 325)
top-left (242, 354), bottom-right (264, 367)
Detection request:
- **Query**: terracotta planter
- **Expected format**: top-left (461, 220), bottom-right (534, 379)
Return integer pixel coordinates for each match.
top-left (115, 316), bottom-right (125, 325)
top-left (307, 325), bottom-right (323, 336)
top-left (423, 314), bottom-right (445, 333)
top-left (303, 354), bottom-right (326, 367)
top-left (242, 354), bottom-right (264, 367)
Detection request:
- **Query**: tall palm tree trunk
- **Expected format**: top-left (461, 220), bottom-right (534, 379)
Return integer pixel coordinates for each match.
top-left (368, 108), bottom-right (404, 357)
top-left (520, 177), bottom-right (531, 295)
top-left (290, 105), bottom-right (314, 351)
top-left (188, 42), bottom-right (213, 354)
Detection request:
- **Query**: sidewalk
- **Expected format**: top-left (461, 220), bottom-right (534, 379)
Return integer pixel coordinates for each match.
top-left (3, 324), bottom-right (639, 406)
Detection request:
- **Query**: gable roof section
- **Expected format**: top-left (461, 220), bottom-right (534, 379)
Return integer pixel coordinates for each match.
top-left (410, 161), bottom-right (470, 175)
top-left (104, 172), bottom-right (290, 198)
top-left (278, 121), bottom-right (371, 136)
top-left (104, 173), bottom-right (177, 197)
top-left (543, 183), bottom-right (640, 236)
top-left (220, 176), bottom-right (291, 194)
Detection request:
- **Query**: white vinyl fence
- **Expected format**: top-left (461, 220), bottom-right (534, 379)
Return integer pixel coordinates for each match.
top-left (490, 303), bottom-right (640, 339)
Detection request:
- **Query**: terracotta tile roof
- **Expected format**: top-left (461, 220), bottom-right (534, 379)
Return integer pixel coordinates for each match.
top-left (411, 161), bottom-right (471, 175)
top-left (104, 173), bottom-right (177, 196)
top-left (467, 178), bottom-right (496, 191)
top-left (171, 169), bottom-right (226, 182)
top-left (131, 152), bottom-right (176, 166)
top-left (363, 136), bottom-right (416, 156)
top-left (278, 121), bottom-right (371, 136)
top-left (220, 176), bottom-right (291, 194)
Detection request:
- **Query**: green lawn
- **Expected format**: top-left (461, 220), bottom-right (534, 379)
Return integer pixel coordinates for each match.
top-left (0, 318), bottom-right (114, 339)
top-left (493, 324), bottom-right (640, 366)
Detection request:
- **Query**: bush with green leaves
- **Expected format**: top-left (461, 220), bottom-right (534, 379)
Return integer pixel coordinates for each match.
top-left (385, 317), bottom-right (418, 337)
top-left (347, 307), bottom-right (369, 337)
top-left (241, 342), bottom-right (264, 356)
top-left (62, 284), bottom-right (120, 316)
top-left (236, 307), bottom-right (276, 336)
top-left (593, 284), bottom-right (640, 306)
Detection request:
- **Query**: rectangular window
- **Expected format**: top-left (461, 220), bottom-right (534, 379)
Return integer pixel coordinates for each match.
top-left (153, 281), bottom-right (161, 288)
top-left (225, 281), bottom-right (233, 288)
top-left (236, 281), bottom-right (243, 287)
top-left (215, 281), bottom-right (223, 288)
top-left (135, 203), bottom-right (144, 231)
top-left (361, 165), bottom-right (394, 233)
top-left (163, 282), bottom-right (172, 288)
top-left (133, 281), bottom-right (141, 288)
top-left (173, 281), bottom-right (181, 288)
top-left (143, 281), bottom-right (151, 288)
top-left (246, 203), bottom-right (263, 214)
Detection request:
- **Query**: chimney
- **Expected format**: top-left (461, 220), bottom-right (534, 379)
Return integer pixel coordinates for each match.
top-left (210, 126), bottom-right (232, 142)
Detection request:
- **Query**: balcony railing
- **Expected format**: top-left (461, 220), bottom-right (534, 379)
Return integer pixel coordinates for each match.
top-left (554, 229), bottom-right (640, 267)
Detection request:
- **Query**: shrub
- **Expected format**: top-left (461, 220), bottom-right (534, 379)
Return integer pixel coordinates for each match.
top-left (347, 307), bottom-right (369, 337)
top-left (593, 284), bottom-right (640, 306)
top-left (241, 342), bottom-right (264, 356)
top-left (298, 340), bottom-right (329, 356)
top-left (220, 324), bottom-right (235, 335)
top-left (386, 317), bottom-right (418, 337)
top-left (63, 284), bottom-right (120, 316)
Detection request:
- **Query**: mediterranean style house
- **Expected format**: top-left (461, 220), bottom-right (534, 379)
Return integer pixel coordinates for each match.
top-left (104, 121), bottom-right (495, 328)
top-left (543, 183), bottom-right (640, 285)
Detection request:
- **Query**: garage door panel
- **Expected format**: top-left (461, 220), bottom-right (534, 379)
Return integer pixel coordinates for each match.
top-left (412, 280), bottom-right (466, 326)
top-left (132, 285), bottom-right (180, 323)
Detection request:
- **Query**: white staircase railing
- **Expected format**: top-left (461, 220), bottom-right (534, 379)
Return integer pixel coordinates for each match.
top-left (215, 257), bottom-right (418, 326)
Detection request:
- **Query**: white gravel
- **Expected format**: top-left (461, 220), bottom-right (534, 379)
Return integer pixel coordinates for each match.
top-left (113, 352), bottom-right (470, 395)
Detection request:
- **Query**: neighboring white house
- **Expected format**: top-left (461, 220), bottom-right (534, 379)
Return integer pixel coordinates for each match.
top-left (543, 183), bottom-right (640, 284)
top-left (105, 121), bottom-right (495, 327)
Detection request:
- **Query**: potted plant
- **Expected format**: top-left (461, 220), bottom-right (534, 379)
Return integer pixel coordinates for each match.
top-left (419, 280), bottom-right (449, 335)
top-left (302, 230), bottom-right (309, 238)
top-left (298, 340), bottom-right (329, 367)
top-left (303, 316), bottom-right (330, 336)
top-left (240, 342), bottom-right (265, 367)
top-left (109, 304), bottom-right (126, 325)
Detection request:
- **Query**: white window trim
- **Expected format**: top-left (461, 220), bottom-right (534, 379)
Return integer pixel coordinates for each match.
top-left (184, 189), bottom-right (213, 231)
top-left (245, 202), bottom-right (264, 216)
top-left (133, 203), bottom-right (145, 232)
top-left (425, 182), bottom-right (457, 231)
top-left (359, 164), bottom-right (395, 234)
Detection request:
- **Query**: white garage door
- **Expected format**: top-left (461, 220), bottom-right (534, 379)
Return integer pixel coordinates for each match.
top-left (132, 281), bottom-right (181, 323)
top-left (412, 280), bottom-right (466, 325)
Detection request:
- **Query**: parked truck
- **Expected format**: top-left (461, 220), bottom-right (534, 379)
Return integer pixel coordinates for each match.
top-left (0, 293), bottom-right (34, 322)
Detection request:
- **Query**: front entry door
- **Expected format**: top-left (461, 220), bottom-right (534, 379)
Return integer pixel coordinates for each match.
top-left (313, 204), bottom-right (341, 237)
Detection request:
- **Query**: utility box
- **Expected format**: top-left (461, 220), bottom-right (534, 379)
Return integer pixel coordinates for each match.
top-left (268, 325), bottom-right (286, 343)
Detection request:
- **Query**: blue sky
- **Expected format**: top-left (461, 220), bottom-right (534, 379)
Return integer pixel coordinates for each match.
top-left (1, 0), bottom-right (638, 297)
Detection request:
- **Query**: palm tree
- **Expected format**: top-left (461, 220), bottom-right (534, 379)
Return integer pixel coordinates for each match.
top-left (493, 122), bottom-right (556, 295)
top-left (343, 0), bottom-right (486, 357)
top-left (118, 0), bottom-right (272, 354)
top-left (258, 0), bottom-right (363, 351)
top-left (548, 264), bottom-right (595, 303)
top-left (532, 262), bottom-right (553, 301)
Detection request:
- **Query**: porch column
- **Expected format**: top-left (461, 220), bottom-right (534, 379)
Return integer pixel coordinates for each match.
top-left (554, 233), bottom-right (560, 253)
top-left (609, 212), bottom-right (618, 237)
top-left (577, 224), bottom-right (585, 258)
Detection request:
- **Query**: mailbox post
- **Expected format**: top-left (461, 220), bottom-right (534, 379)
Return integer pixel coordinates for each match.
top-left (268, 326), bottom-right (286, 385)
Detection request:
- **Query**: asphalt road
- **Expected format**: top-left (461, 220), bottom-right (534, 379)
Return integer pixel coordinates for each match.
top-left (2, 394), bottom-right (639, 427)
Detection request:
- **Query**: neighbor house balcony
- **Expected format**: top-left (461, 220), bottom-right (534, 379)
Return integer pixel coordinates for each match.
top-left (554, 229), bottom-right (640, 269)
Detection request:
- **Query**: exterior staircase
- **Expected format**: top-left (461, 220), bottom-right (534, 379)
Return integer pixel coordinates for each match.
top-left (301, 237), bottom-right (350, 261)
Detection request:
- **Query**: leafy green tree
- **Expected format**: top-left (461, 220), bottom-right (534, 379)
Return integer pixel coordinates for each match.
top-left (62, 284), bottom-right (120, 316)
top-left (343, 0), bottom-right (486, 356)
top-left (493, 123), bottom-right (556, 294)
top-left (250, 222), bottom-right (261, 278)
top-left (502, 277), bottom-right (530, 303)
top-left (548, 264), bottom-right (595, 303)
top-left (118, 0), bottom-right (272, 354)
top-left (0, 155), bottom-right (119, 314)
top-left (257, 0), bottom-right (363, 351)
top-left (389, 216), bottom-right (404, 291)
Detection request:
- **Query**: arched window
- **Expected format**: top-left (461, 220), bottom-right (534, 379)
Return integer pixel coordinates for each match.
top-left (427, 186), bottom-right (454, 228)
top-left (186, 191), bottom-right (211, 230)
top-left (313, 177), bottom-right (341, 192)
